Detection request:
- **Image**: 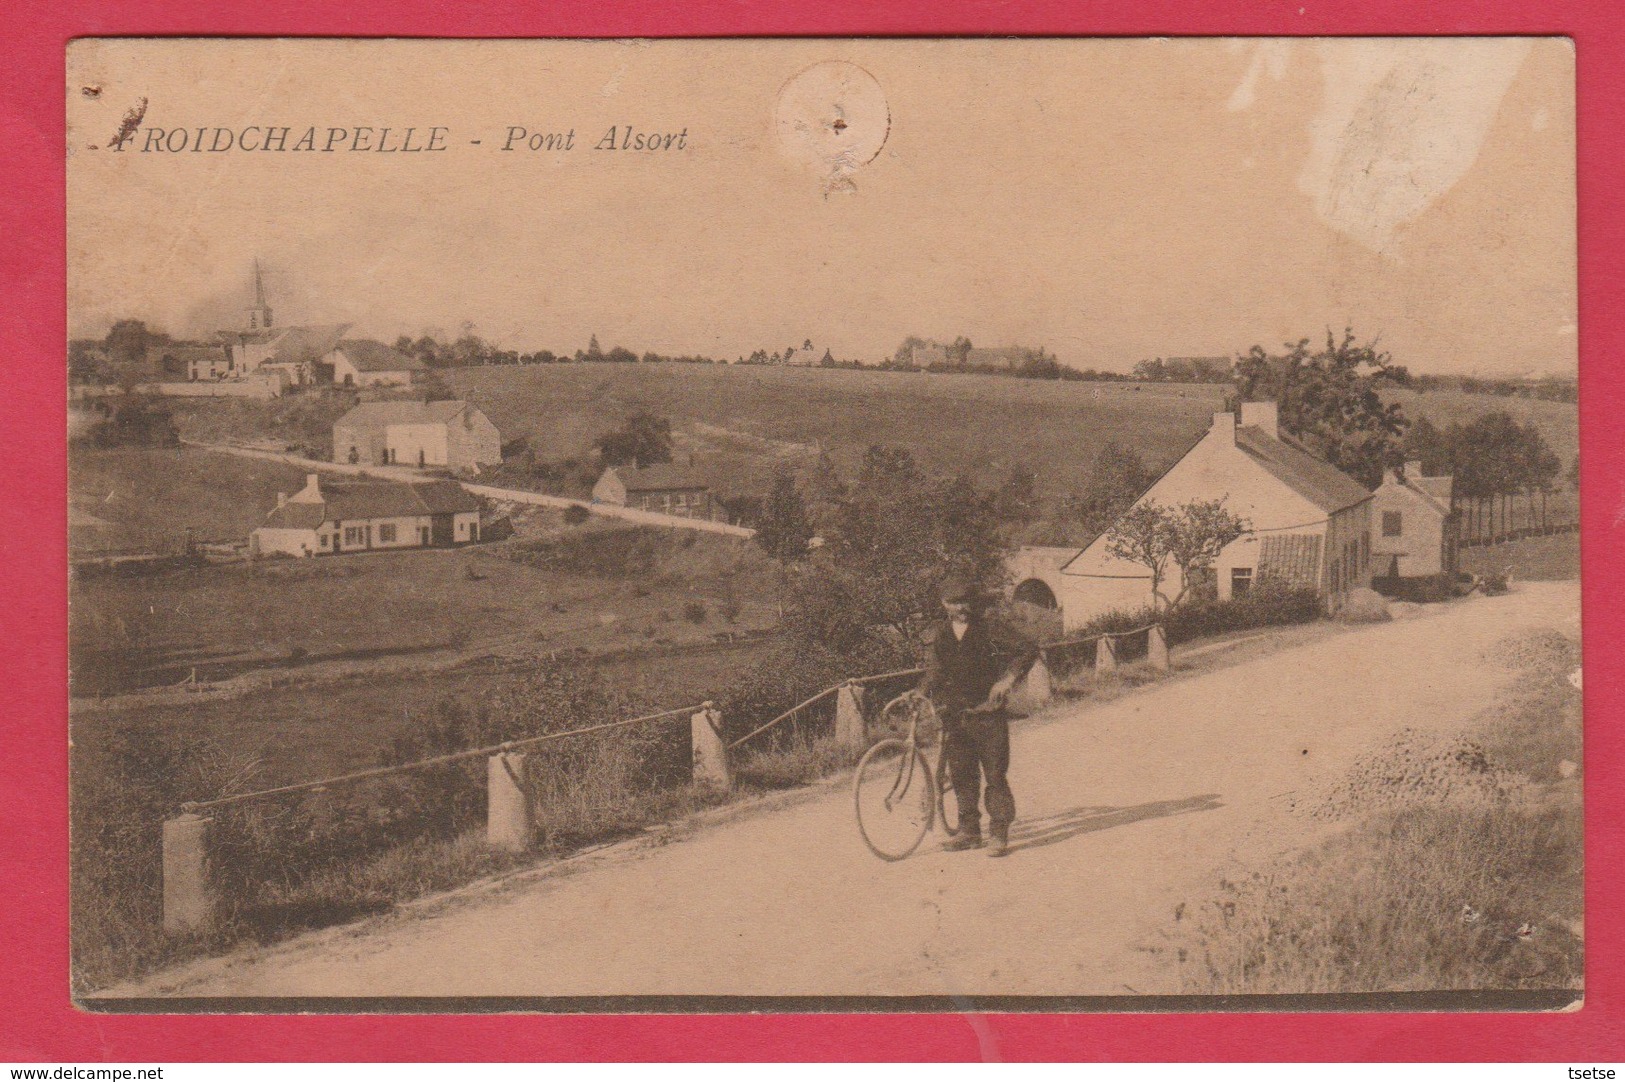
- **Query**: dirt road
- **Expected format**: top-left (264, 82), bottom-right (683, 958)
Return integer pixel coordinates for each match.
top-left (114, 583), bottom-right (1578, 999)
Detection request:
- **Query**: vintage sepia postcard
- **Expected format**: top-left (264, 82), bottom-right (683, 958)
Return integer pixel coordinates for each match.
top-left (65, 36), bottom-right (1580, 1011)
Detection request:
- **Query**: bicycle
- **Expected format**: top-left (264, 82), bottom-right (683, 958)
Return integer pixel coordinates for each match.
top-left (852, 689), bottom-right (962, 861)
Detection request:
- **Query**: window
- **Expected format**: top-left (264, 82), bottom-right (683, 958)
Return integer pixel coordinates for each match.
top-left (1362, 531), bottom-right (1370, 570)
top-left (1382, 511), bottom-right (1403, 537)
top-left (378, 524), bottom-right (397, 543)
top-left (321, 533), bottom-right (331, 548)
top-left (1230, 567), bottom-right (1253, 596)
top-left (343, 525), bottom-right (366, 547)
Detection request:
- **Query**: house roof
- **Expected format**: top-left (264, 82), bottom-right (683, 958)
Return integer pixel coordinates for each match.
top-left (609, 464), bottom-right (709, 492)
top-left (335, 399), bottom-right (471, 429)
top-left (147, 344), bottom-right (228, 365)
top-left (337, 338), bottom-right (427, 373)
top-left (261, 502), bottom-right (328, 530)
top-left (267, 324), bottom-right (352, 367)
top-left (259, 479), bottom-right (479, 529)
top-left (1413, 475), bottom-right (1454, 508)
top-left (1236, 426), bottom-right (1372, 515)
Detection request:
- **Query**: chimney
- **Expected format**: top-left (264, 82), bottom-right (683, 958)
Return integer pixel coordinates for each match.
top-left (289, 473), bottom-right (323, 504)
top-left (1239, 400), bottom-right (1279, 439)
top-left (276, 492), bottom-right (287, 508)
top-left (1405, 460), bottom-right (1424, 480)
top-left (1211, 410), bottom-right (1236, 444)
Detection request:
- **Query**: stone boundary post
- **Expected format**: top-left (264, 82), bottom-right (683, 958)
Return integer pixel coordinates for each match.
top-left (487, 750), bottom-right (534, 852)
top-left (162, 812), bottom-right (214, 934)
top-left (834, 682), bottom-right (867, 750)
top-left (692, 701), bottom-right (732, 791)
top-left (1021, 655), bottom-right (1053, 706)
top-left (1148, 625), bottom-right (1170, 671)
top-left (1095, 634), bottom-right (1118, 674)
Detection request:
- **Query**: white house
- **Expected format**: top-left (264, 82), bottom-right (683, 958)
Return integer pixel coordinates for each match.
top-left (250, 474), bottom-right (483, 558)
top-left (1054, 402), bottom-right (1375, 630)
top-left (328, 339), bottom-right (427, 387)
top-left (1371, 461), bottom-right (1457, 578)
top-left (333, 400), bottom-right (502, 471)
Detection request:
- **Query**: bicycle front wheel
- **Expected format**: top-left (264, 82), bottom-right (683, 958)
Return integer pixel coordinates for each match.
top-left (853, 739), bottom-right (936, 861)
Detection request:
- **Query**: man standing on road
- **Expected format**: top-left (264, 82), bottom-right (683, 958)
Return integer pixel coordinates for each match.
top-left (921, 575), bottom-right (1040, 858)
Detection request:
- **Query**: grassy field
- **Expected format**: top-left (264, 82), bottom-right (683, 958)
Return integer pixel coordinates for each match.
top-left (70, 447), bottom-right (781, 694)
top-left (1458, 532), bottom-right (1581, 582)
top-left (1384, 386), bottom-right (1579, 475)
top-left (70, 446), bottom-right (317, 552)
top-left (154, 366), bottom-right (1580, 507)
top-left (445, 363), bottom-right (1232, 496)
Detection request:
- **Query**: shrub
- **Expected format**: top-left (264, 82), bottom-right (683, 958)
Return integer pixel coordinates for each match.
top-left (500, 525), bottom-right (667, 578)
top-left (682, 600), bottom-right (708, 624)
top-left (1066, 584), bottom-right (1321, 650)
top-left (563, 504), bottom-right (591, 526)
top-left (1481, 571), bottom-right (1511, 596)
top-left (1372, 573), bottom-right (1456, 603)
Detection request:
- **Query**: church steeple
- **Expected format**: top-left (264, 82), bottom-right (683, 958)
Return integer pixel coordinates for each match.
top-left (246, 260), bottom-right (273, 330)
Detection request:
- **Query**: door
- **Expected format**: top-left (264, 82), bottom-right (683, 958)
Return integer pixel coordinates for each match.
top-left (430, 514), bottom-right (455, 546)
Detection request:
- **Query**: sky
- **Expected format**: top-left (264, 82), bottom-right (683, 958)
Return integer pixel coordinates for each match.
top-left (66, 38), bottom-right (1576, 377)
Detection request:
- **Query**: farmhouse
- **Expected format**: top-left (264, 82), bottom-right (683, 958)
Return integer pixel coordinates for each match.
top-left (249, 473), bottom-right (482, 558)
top-left (1371, 462), bottom-right (1457, 578)
top-left (332, 400), bottom-right (502, 471)
top-left (1051, 402), bottom-right (1374, 630)
top-left (328, 339), bottom-right (427, 387)
top-left (593, 464), bottom-right (713, 518)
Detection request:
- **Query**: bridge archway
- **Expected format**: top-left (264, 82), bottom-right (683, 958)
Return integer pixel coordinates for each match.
top-left (1012, 577), bottom-right (1058, 610)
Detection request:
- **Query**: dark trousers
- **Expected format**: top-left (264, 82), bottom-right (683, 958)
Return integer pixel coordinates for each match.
top-left (945, 712), bottom-right (1014, 840)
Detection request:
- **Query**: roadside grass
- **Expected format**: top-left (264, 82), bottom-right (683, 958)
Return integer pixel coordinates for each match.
top-left (1180, 800), bottom-right (1581, 993)
top-left (1175, 627), bottom-right (1583, 994)
top-left (734, 733), bottom-right (864, 790)
top-left (1458, 532), bottom-right (1580, 582)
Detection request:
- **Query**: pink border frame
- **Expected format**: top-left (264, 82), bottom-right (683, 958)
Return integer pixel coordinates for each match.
top-left (5, 0), bottom-right (1621, 1061)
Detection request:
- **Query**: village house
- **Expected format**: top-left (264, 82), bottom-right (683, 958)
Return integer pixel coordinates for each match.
top-left (327, 339), bottom-right (427, 387)
top-left (592, 464), bottom-right (713, 518)
top-left (1370, 461), bottom-right (1457, 579)
top-left (1053, 402), bottom-right (1374, 630)
top-left (218, 322), bottom-right (352, 388)
top-left (332, 400), bottom-right (502, 471)
top-left (249, 473), bottom-right (482, 558)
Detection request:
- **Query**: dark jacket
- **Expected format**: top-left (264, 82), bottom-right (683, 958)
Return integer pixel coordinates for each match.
top-left (921, 612), bottom-right (1040, 717)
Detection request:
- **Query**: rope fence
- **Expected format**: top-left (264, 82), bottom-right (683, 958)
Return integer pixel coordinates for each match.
top-left (158, 622), bottom-right (1167, 934)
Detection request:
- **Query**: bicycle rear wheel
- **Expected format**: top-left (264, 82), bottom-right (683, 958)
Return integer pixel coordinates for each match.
top-left (853, 738), bottom-right (936, 861)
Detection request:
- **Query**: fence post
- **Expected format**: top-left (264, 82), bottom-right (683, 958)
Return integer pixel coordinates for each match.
top-left (834, 682), bottom-right (866, 750)
top-left (1021, 655), bottom-right (1053, 706)
top-left (487, 749), bottom-right (533, 853)
top-left (162, 812), bottom-right (214, 934)
top-left (1095, 634), bottom-right (1118, 674)
top-left (1148, 625), bottom-right (1170, 671)
top-left (692, 701), bottom-right (732, 791)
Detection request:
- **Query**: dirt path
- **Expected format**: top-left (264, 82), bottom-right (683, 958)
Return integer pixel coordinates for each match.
top-left (111, 583), bottom-right (1578, 999)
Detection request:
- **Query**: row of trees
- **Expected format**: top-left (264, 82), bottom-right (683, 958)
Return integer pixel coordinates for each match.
top-left (1404, 413), bottom-right (1570, 540)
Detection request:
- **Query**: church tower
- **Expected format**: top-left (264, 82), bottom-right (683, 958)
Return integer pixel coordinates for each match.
top-left (246, 260), bottom-right (273, 330)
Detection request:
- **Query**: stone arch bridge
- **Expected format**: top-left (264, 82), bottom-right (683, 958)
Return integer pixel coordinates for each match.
top-left (1004, 545), bottom-right (1078, 611)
